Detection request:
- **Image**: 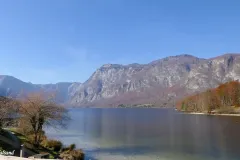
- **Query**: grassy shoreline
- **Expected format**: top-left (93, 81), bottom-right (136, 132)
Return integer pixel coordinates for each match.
top-left (2, 128), bottom-right (84, 159)
top-left (4, 128), bottom-right (58, 158)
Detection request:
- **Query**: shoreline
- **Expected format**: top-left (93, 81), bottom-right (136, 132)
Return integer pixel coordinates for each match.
top-left (69, 107), bottom-right (240, 117)
top-left (179, 112), bottom-right (240, 117)
top-left (69, 106), bottom-right (172, 109)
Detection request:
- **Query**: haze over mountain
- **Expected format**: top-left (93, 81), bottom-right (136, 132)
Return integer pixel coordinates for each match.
top-left (0, 53), bottom-right (239, 107)
top-left (0, 75), bottom-right (80, 104)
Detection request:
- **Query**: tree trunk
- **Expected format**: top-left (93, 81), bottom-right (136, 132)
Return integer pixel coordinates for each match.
top-left (34, 132), bottom-right (39, 147)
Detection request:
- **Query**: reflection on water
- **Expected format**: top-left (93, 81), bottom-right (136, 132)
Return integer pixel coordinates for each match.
top-left (46, 108), bottom-right (240, 160)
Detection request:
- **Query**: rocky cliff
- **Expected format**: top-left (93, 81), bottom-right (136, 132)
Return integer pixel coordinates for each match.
top-left (69, 54), bottom-right (240, 107)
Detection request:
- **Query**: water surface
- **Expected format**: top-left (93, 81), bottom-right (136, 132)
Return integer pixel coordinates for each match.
top-left (46, 108), bottom-right (240, 160)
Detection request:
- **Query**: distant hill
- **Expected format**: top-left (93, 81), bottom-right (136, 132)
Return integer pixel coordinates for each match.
top-left (0, 53), bottom-right (240, 107)
top-left (0, 75), bottom-right (81, 105)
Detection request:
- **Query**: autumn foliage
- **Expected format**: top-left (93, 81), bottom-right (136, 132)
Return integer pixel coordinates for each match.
top-left (176, 81), bottom-right (240, 113)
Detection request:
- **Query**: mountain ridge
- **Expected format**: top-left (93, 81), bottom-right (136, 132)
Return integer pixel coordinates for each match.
top-left (0, 53), bottom-right (240, 107)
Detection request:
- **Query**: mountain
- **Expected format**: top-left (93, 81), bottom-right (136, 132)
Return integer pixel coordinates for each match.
top-left (0, 53), bottom-right (240, 107)
top-left (69, 54), bottom-right (240, 107)
top-left (69, 54), bottom-right (203, 106)
top-left (0, 75), bottom-right (81, 104)
top-left (0, 75), bottom-right (38, 96)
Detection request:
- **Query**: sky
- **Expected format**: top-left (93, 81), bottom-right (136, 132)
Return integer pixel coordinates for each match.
top-left (0, 0), bottom-right (240, 84)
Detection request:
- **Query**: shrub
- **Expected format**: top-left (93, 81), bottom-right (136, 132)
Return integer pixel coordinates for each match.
top-left (60, 149), bottom-right (84, 160)
top-left (60, 147), bottom-right (68, 152)
top-left (71, 149), bottom-right (84, 160)
top-left (69, 144), bottom-right (76, 151)
top-left (60, 143), bottom-right (76, 152)
top-left (25, 132), bottom-right (46, 146)
top-left (45, 139), bottom-right (63, 152)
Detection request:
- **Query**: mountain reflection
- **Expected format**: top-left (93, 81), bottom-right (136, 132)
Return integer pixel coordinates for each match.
top-left (46, 108), bottom-right (240, 160)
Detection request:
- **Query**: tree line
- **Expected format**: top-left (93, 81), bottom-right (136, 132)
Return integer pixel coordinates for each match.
top-left (176, 81), bottom-right (240, 113)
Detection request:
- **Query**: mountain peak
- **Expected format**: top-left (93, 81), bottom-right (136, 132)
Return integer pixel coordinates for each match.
top-left (101, 64), bottom-right (122, 68)
top-left (167, 54), bottom-right (203, 60)
top-left (0, 75), bottom-right (23, 84)
top-left (174, 54), bottom-right (195, 57)
top-left (150, 54), bottom-right (203, 66)
top-left (101, 64), bottom-right (113, 68)
top-left (210, 53), bottom-right (240, 60)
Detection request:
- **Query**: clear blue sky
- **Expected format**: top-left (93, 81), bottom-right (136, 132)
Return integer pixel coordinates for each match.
top-left (0, 0), bottom-right (240, 84)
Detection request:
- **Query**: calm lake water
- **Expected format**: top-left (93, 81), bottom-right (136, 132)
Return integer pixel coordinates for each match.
top-left (46, 108), bottom-right (240, 160)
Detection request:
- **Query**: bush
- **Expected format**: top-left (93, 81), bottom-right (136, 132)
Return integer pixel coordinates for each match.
top-left (71, 149), bottom-right (84, 160)
top-left (60, 143), bottom-right (76, 152)
top-left (25, 132), bottom-right (46, 146)
top-left (45, 139), bottom-right (63, 152)
top-left (60, 149), bottom-right (84, 160)
top-left (60, 147), bottom-right (69, 152)
top-left (69, 144), bottom-right (76, 151)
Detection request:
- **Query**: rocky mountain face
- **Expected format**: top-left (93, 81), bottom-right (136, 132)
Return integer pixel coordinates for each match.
top-left (184, 54), bottom-right (240, 91)
top-left (69, 54), bottom-right (240, 107)
top-left (0, 54), bottom-right (240, 107)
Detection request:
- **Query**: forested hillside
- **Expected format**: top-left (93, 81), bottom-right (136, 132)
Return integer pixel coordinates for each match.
top-left (176, 81), bottom-right (240, 114)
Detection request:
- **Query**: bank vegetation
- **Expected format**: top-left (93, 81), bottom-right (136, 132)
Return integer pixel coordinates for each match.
top-left (0, 91), bottom-right (84, 160)
top-left (176, 81), bottom-right (240, 114)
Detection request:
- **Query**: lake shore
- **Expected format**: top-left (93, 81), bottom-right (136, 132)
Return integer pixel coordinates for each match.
top-left (179, 111), bottom-right (240, 117)
top-left (2, 128), bottom-right (85, 159)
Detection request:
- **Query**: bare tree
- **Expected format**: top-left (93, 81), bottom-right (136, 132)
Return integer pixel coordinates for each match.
top-left (0, 96), bottom-right (18, 130)
top-left (18, 91), bottom-right (70, 146)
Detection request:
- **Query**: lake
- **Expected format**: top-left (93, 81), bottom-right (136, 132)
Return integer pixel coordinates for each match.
top-left (46, 108), bottom-right (240, 160)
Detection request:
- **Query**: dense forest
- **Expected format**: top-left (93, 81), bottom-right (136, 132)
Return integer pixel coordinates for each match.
top-left (176, 81), bottom-right (240, 114)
